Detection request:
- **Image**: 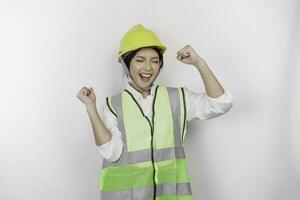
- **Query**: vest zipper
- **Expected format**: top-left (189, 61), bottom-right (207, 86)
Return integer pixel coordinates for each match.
top-left (144, 116), bottom-right (156, 200)
top-left (124, 85), bottom-right (159, 200)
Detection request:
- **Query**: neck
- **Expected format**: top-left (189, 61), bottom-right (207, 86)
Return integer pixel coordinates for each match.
top-left (129, 82), bottom-right (150, 99)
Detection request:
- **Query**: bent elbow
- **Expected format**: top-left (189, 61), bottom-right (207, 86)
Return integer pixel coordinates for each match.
top-left (199, 101), bottom-right (233, 120)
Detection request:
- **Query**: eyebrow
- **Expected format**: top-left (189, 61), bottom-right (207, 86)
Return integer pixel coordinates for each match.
top-left (136, 56), bottom-right (159, 59)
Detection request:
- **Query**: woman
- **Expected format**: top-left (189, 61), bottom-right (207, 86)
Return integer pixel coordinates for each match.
top-left (77, 24), bottom-right (233, 200)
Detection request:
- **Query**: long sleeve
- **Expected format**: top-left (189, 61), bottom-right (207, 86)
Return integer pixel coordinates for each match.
top-left (97, 103), bottom-right (124, 162)
top-left (184, 87), bottom-right (233, 121)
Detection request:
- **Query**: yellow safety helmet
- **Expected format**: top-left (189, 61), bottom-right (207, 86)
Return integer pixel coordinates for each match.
top-left (118, 24), bottom-right (167, 63)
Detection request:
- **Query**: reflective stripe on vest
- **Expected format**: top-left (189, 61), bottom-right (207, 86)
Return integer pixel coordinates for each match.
top-left (99, 85), bottom-right (191, 199)
top-left (101, 183), bottom-right (192, 200)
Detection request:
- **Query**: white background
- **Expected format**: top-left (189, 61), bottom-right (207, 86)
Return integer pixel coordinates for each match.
top-left (0, 0), bottom-right (299, 199)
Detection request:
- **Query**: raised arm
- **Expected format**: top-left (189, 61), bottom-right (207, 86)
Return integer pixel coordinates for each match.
top-left (176, 44), bottom-right (225, 98)
top-left (86, 103), bottom-right (112, 146)
top-left (77, 86), bottom-right (112, 146)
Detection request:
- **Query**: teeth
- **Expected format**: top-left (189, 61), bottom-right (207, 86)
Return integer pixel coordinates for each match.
top-left (140, 74), bottom-right (151, 77)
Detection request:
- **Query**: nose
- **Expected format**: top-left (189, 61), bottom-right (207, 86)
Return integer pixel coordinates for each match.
top-left (144, 61), bottom-right (152, 70)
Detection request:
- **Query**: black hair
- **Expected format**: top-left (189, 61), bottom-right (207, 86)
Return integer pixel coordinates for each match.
top-left (121, 46), bottom-right (164, 72)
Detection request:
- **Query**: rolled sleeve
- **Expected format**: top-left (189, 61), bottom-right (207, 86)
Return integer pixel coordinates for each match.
top-left (97, 104), bottom-right (124, 162)
top-left (184, 87), bottom-right (233, 121)
top-left (207, 91), bottom-right (233, 114)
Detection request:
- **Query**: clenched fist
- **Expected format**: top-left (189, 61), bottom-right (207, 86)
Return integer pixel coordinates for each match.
top-left (176, 44), bottom-right (206, 66)
top-left (77, 86), bottom-right (96, 107)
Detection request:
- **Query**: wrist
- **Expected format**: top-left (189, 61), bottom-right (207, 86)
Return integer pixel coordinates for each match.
top-left (86, 103), bottom-right (97, 112)
top-left (194, 59), bottom-right (206, 68)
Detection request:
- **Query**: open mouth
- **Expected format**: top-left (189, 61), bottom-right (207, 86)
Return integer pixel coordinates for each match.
top-left (139, 73), bottom-right (152, 82)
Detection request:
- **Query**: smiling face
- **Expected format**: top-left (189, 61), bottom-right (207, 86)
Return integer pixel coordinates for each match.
top-left (128, 47), bottom-right (161, 95)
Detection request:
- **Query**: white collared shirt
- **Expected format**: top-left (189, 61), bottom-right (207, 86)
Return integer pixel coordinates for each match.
top-left (98, 82), bottom-right (233, 162)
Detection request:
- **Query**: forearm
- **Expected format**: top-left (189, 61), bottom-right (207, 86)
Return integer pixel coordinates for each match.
top-left (194, 60), bottom-right (225, 98)
top-left (86, 104), bottom-right (112, 146)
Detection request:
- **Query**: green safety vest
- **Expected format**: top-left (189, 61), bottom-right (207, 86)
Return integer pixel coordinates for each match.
top-left (99, 85), bottom-right (193, 200)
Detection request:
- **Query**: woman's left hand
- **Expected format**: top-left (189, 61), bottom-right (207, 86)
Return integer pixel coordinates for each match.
top-left (176, 44), bottom-right (206, 66)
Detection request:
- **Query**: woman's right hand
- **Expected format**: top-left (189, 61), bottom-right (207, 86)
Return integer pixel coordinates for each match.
top-left (77, 86), bottom-right (96, 108)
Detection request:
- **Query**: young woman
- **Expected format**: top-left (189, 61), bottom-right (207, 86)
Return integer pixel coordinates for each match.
top-left (77, 24), bottom-right (233, 200)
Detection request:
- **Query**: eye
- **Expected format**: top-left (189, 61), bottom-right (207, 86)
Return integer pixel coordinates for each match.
top-left (136, 59), bottom-right (144, 62)
top-left (153, 60), bottom-right (159, 63)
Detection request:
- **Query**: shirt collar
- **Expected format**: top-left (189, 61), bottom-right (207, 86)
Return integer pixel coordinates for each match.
top-left (125, 81), bottom-right (157, 100)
